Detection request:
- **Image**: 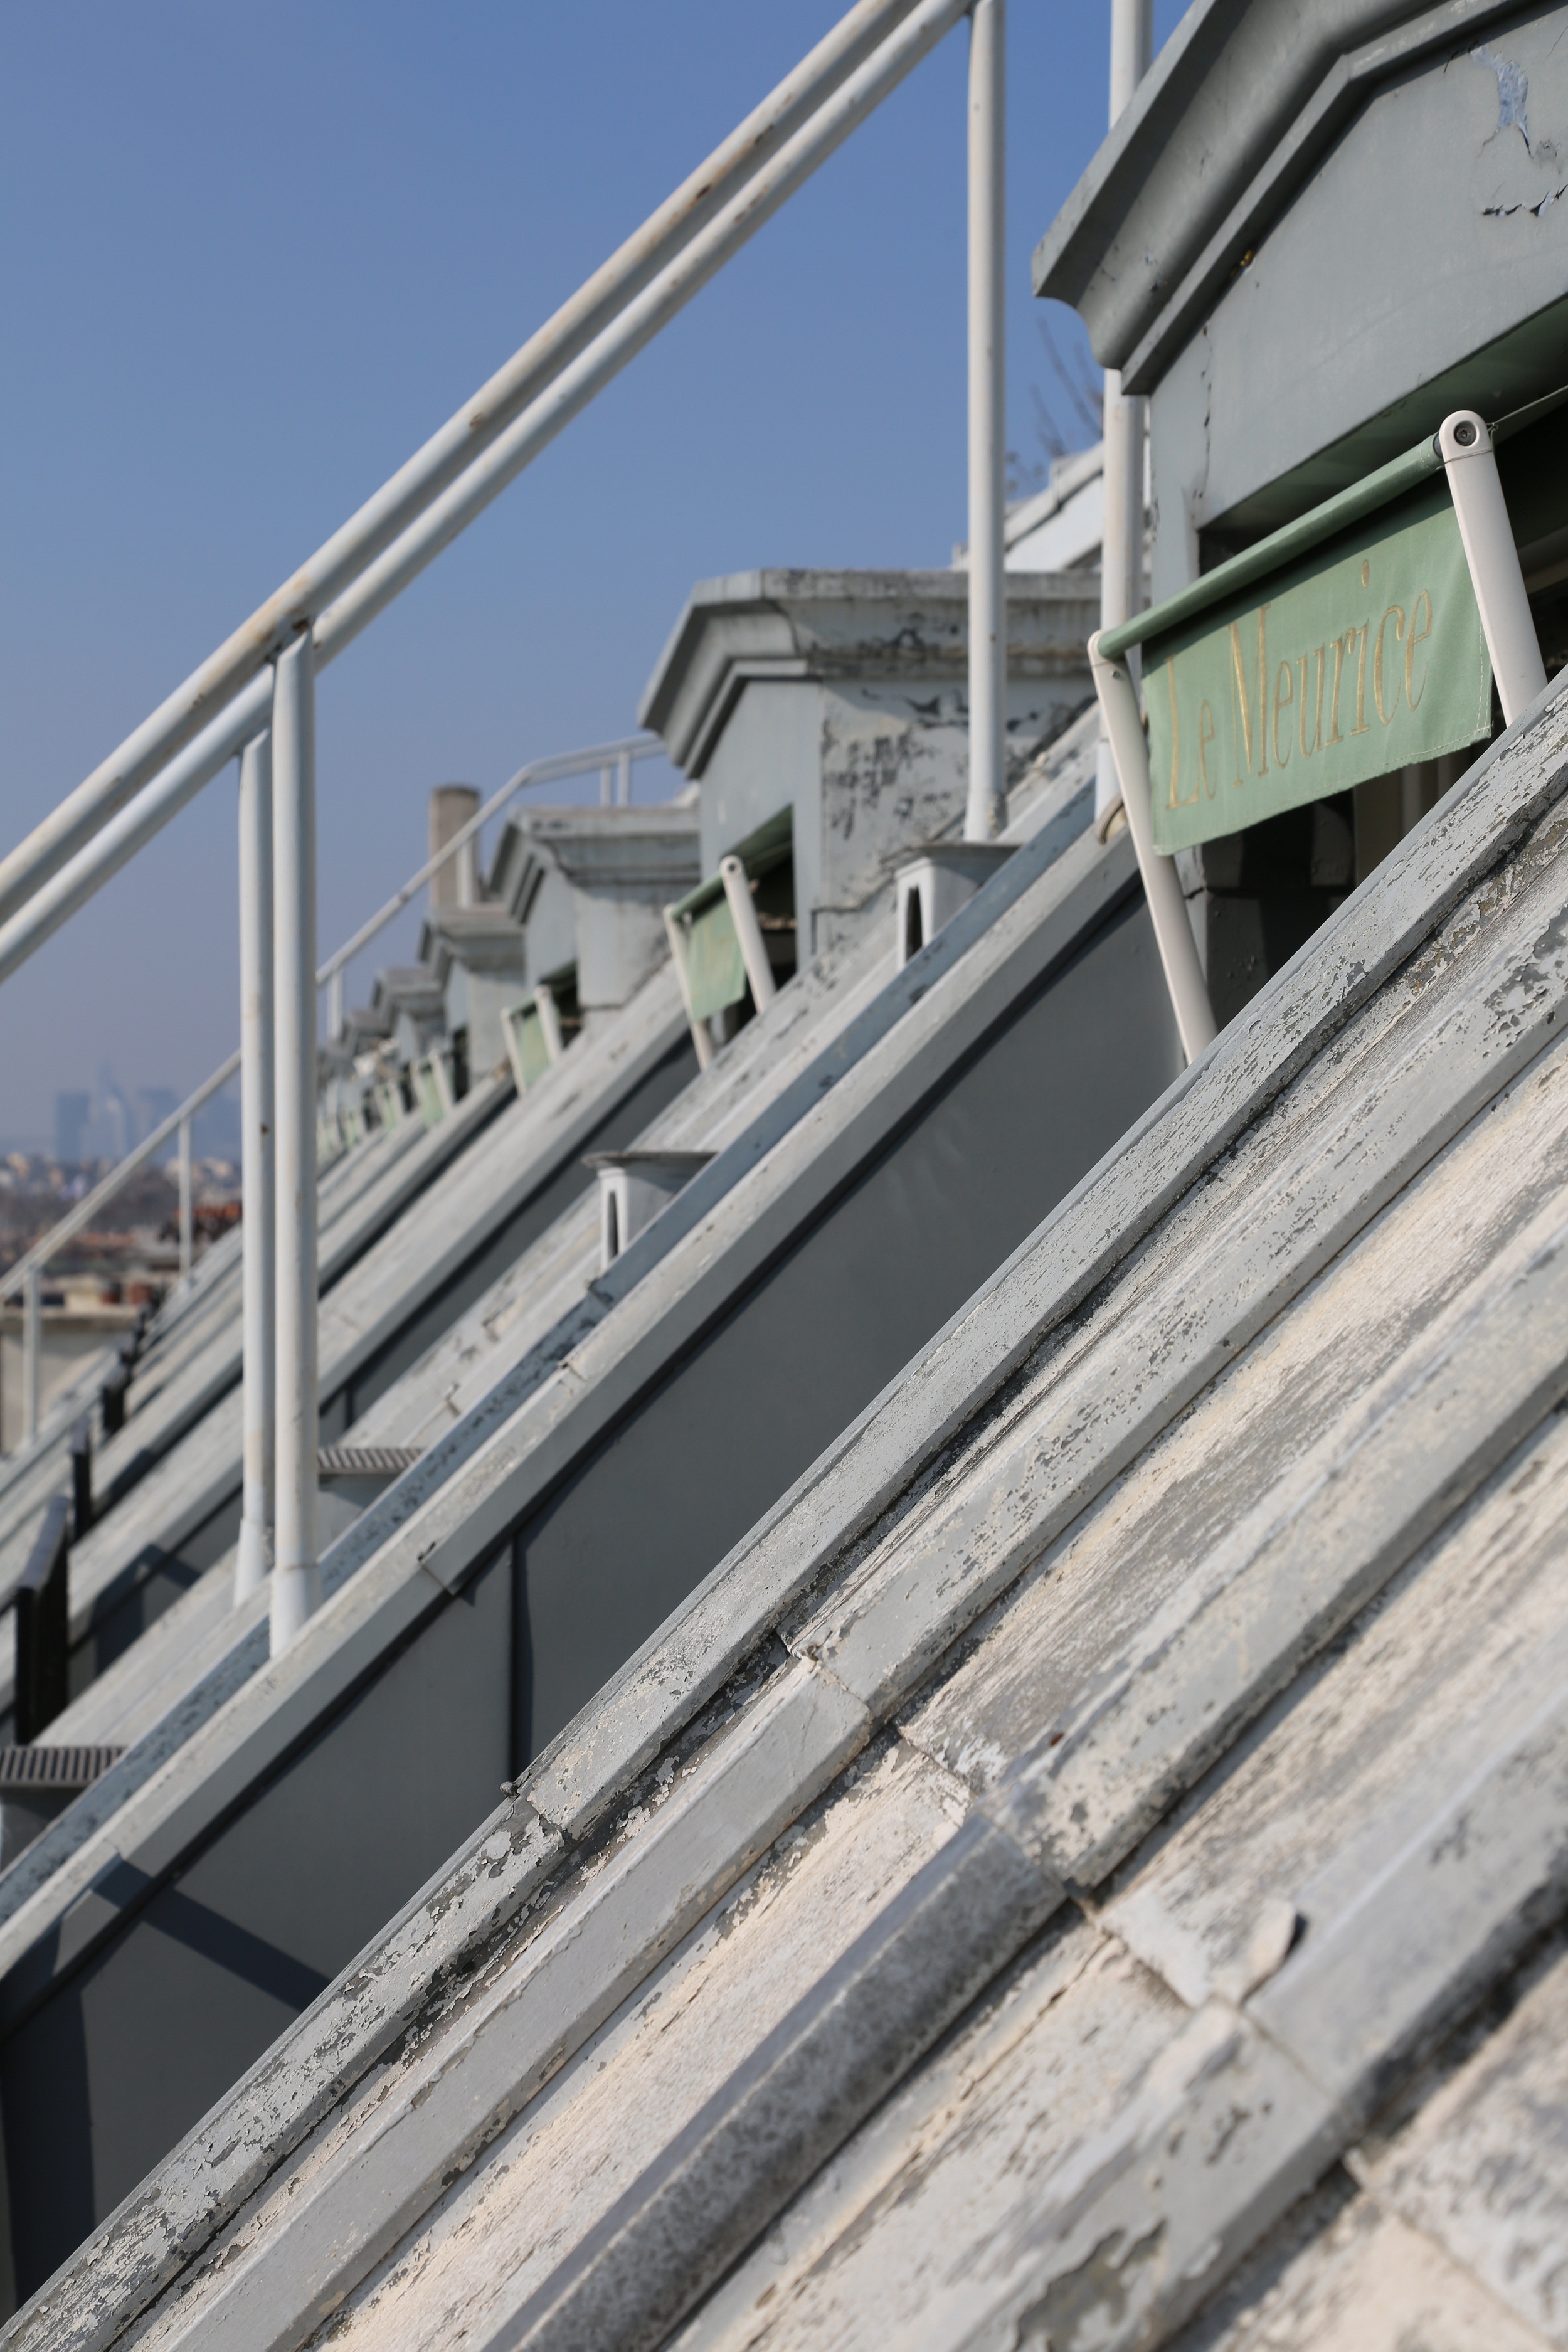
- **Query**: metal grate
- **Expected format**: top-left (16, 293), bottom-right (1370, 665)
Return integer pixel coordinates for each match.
top-left (0, 1745), bottom-right (124, 1791)
top-left (317, 1445), bottom-right (423, 1480)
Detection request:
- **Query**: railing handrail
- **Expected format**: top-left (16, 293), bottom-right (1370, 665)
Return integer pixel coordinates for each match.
top-left (0, 0), bottom-right (962, 1007)
top-left (0, 0), bottom-right (926, 934)
top-left (320, 734), bottom-right (661, 982)
top-left (3, 734), bottom-right (665, 1301)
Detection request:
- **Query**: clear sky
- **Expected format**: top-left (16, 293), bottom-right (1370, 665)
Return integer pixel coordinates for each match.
top-left (0, 1), bottom-right (1180, 1148)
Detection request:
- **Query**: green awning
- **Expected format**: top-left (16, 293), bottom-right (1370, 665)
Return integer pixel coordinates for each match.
top-left (1101, 435), bottom-right (1503, 854)
top-left (666, 808), bottom-right (793, 1024)
top-left (504, 999), bottom-right (553, 1089)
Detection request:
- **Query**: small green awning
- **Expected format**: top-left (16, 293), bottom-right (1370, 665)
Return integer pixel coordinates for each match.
top-left (506, 1001), bottom-right (552, 1088)
top-left (1103, 435), bottom-right (1496, 853)
top-left (666, 808), bottom-right (793, 1024)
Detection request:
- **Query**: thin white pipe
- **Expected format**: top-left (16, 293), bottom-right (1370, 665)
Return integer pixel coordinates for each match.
top-left (663, 905), bottom-right (715, 1072)
top-left (1108, 0), bottom-right (1153, 110)
top-left (0, 734), bottom-right (662, 1289)
top-left (963, 0), bottom-right (1007, 842)
top-left (1095, 0), bottom-right (1154, 840)
top-left (618, 750), bottom-right (632, 805)
top-left (22, 1268), bottom-right (41, 1448)
top-left (1438, 411), bottom-right (1547, 725)
top-left (0, 677), bottom-right (270, 990)
top-left (177, 1116), bottom-right (194, 1285)
top-left (0, 721), bottom-right (662, 1004)
top-left (534, 983), bottom-right (566, 1065)
top-left (1088, 630), bottom-right (1217, 1064)
top-left (236, 732), bottom-right (275, 1606)
top-left (0, 0), bottom-right (928, 925)
top-left (270, 635), bottom-right (322, 1653)
top-left (719, 856), bottom-right (778, 1011)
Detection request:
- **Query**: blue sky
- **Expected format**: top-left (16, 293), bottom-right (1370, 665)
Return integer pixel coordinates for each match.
top-left (0, 1), bottom-right (1180, 1147)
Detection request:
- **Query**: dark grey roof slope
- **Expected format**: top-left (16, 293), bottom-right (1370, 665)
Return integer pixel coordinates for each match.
top-left (20, 657), bottom-right (1568, 2344)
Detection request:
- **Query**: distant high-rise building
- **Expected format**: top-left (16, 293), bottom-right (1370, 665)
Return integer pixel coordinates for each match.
top-left (88, 1066), bottom-right (132, 1165)
top-left (134, 1087), bottom-right (178, 1145)
top-left (54, 1091), bottom-right (90, 1167)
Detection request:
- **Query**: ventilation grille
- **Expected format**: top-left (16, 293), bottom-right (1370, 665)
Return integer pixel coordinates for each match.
top-left (317, 1444), bottom-right (423, 1479)
top-left (0, 1744), bottom-right (124, 1791)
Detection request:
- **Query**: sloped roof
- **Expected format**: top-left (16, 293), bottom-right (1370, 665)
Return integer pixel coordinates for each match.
top-left (28, 667), bottom-right (1568, 2343)
top-left (0, 721), bottom-right (1104, 1949)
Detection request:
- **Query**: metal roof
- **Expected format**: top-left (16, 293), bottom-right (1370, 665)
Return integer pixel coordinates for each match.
top-left (26, 667), bottom-right (1568, 2349)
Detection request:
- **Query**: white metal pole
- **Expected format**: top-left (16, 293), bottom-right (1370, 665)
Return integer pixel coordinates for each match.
top-left (719, 856), bottom-right (778, 1012)
top-left (1438, 411), bottom-right (1547, 726)
top-left (22, 1268), bottom-right (40, 1447)
top-left (719, 861), bottom-right (780, 1016)
top-left (618, 750), bottom-right (632, 805)
top-left (327, 966), bottom-right (344, 1042)
top-left (1096, 0), bottom-right (1154, 840)
top-left (534, 983), bottom-right (566, 1064)
top-left (1088, 630), bottom-right (1216, 1063)
top-left (270, 633), bottom-right (322, 1651)
top-left (236, 731), bottom-right (275, 1606)
top-left (177, 1116), bottom-right (194, 1285)
top-left (964, 0), bottom-right (1007, 842)
top-left (663, 906), bottom-right (716, 1071)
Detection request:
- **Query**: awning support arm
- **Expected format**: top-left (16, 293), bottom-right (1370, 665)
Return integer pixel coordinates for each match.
top-left (1089, 629), bottom-right (1218, 1066)
top-left (1438, 411), bottom-right (1547, 727)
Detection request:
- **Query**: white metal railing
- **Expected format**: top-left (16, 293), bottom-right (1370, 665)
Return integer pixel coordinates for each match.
top-left (4, 734), bottom-right (664, 1459)
top-left (0, 0), bottom-right (961, 987)
top-left (0, 0), bottom-right (1004, 1661)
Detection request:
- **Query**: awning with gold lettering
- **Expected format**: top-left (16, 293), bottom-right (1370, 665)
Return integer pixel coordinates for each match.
top-left (1092, 401), bottom-right (1554, 1069)
top-left (1098, 438), bottom-right (1494, 853)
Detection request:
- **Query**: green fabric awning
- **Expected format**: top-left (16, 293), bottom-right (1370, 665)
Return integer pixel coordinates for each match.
top-left (681, 898), bottom-right (748, 1023)
top-left (504, 999), bottom-right (552, 1089)
top-left (666, 808), bottom-right (793, 1025)
top-left (1099, 433), bottom-right (1501, 853)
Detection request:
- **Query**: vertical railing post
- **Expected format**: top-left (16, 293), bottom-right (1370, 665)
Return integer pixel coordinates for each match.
top-left (617, 748), bottom-right (632, 805)
top-left (270, 633), bottom-right (322, 1652)
top-left (327, 965), bottom-right (344, 1043)
top-left (236, 731), bottom-right (276, 1606)
top-left (1095, 0), bottom-right (1154, 840)
top-left (963, 0), bottom-right (1007, 842)
top-left (21, 1266), bottom-right (41, 1448)
top-left (177, 1115), bottom-right (194, 1285)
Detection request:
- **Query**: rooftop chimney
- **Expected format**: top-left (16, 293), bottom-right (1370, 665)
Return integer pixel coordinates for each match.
top-left (428, 785), bottom-right (481, 914)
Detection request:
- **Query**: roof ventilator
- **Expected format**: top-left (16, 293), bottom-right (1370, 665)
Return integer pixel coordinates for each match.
top-left (0, 1741), bottom-right (124, 1873)
top-left (586, 1151), bottom-right (716, 1273)
top-left (895, 840), bottom-right (1014, 969)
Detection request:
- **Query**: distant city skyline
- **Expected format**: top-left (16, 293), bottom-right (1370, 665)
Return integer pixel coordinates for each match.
top-left (43, 1064), bottom-right (239, 1171)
